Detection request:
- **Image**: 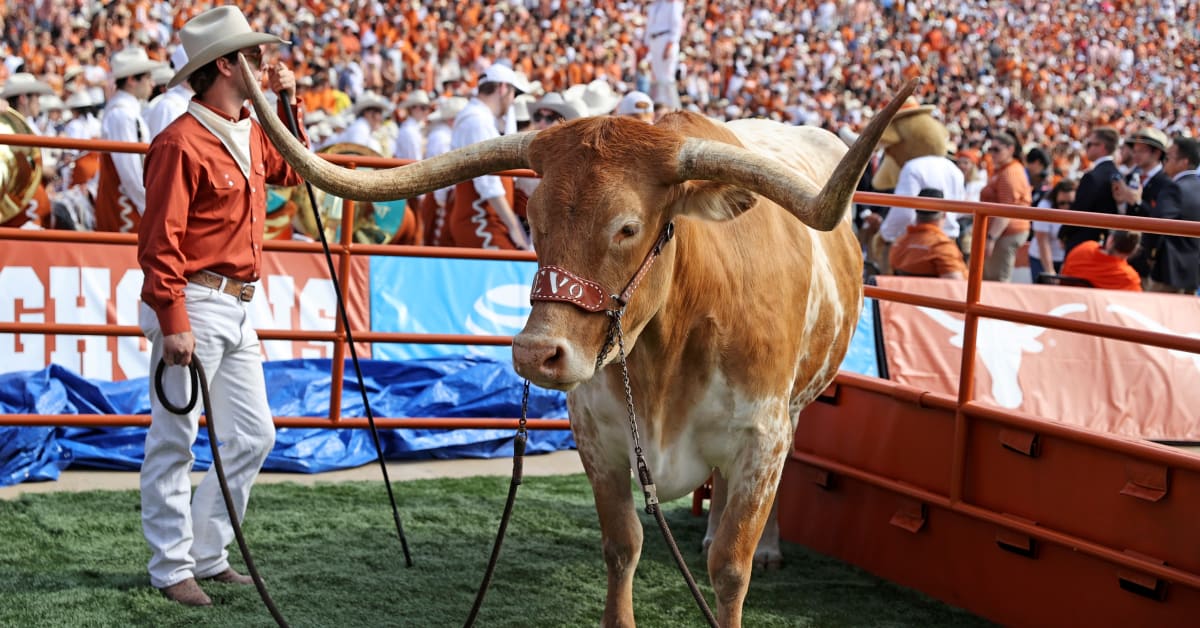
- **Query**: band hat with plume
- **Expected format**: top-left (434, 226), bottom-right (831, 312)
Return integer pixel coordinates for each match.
top-left (168, 6), bottom-right (287, 89)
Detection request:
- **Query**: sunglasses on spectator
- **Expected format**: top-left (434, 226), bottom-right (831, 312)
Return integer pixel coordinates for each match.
top-left (532, 111), bottom-right (563, 124)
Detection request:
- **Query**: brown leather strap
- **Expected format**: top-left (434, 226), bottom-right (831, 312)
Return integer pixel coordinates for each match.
top-left (529, 221), bottom-right (675, 314)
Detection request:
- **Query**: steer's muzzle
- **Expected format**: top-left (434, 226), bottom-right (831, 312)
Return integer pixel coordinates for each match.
top-left (512, 332), bottom-right (591, 391)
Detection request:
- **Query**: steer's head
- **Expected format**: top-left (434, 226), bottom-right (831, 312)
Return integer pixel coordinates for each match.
top-left (241, 57), bottom-right (916, 391)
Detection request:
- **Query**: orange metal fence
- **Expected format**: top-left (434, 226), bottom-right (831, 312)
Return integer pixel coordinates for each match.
top-left (4, 132), bottom-right (1200, 622)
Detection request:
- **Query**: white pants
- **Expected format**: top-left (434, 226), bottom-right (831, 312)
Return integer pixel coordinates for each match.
top-left (139, 282), bottom-right (275, 589)
top-left (648, 35), bottom-right (681, 107)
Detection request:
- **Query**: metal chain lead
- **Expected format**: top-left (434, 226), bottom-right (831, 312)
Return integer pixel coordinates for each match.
top-left (608, 307), bottom-right (718, 628)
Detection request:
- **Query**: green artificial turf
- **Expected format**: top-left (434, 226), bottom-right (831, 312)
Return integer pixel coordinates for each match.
top-left (0, 473), bottom-right (990, 627)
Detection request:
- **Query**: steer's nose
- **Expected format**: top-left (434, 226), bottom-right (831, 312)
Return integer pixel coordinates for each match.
top-left (512, 334), bottom-right (576, 388)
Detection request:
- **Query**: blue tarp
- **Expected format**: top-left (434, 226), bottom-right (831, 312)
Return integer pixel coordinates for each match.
top-left (0, 299), bottom-right (881, 487)
top-left (0, 357), bottom-right (573, 487)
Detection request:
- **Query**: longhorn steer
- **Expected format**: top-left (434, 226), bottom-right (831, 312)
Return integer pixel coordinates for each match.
top-left (243, 58), bottom-right (913, 627)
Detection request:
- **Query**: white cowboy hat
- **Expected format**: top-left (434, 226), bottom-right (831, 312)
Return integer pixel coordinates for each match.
top-left (398, 90), bottom-right (431, 109)
top-left (64, 90), bottom-right (93, 108)
top-left (39, 94), bottom-right (67, 111)
top-left (352, 92), bottom-right (393, 116)
top-left (110, 46), bottom-right (167, 80)
top-left (531, 91), bottom-right (588, 121)
top-left (566, 80), bottom-right (621, 116)
top-left (511, 93), bottom-right (536, 123)
top-left (168, 6), bottom-right (287, 88)
top-left (0, 73), bottom-right (54, 99)
top-left (429, 96), bottom-right (468, 123)
top-left (616, 91), bottom-right (654, 116)
top-left (478, 63), bottom-right (533, 94)
top-left (151, 65), bottom-right (175, 86)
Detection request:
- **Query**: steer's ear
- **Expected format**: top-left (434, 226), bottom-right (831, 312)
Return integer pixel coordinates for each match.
top-left (670, 180), bottom-right (758, 222)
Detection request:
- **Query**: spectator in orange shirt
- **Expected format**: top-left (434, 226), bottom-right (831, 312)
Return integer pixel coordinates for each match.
top-left (1060, 231), bottom-right (1143, 291)
top-left (980, 131), bottom-right (1033, 282)
top-left (889, 189), bottom-right (967, 279)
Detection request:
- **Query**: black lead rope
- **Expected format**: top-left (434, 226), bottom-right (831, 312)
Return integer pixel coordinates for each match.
top-left (462, 381), bottom-right (530, 628)
top-left (279, 95), bottom-right (412, 566)
top-left (154, 360), bottom-right (289, 628)
top-left (611, 311), bottom-right (719, 628)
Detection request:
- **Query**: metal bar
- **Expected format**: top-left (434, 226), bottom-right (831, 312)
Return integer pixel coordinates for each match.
top-left (831, 372), bottom-right (1200, 475)
top-left (949, 212), bottom-right (992, 503)
top-left (863, 286), bottom-right (966, 313)
top-left (788, 450), bottom-right (1200, 591)
top-left (854, 191), bottom-right (1200, 237)
top-left (0, 414), bottom-right (569, 429)
top-left (0, 323), bottom-right (518, 345)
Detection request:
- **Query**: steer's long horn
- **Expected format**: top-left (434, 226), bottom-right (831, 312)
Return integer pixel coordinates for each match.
top-left (673, 78), bottom-right (918, 231)
top-left (240, 56), bottom-right (533, 202)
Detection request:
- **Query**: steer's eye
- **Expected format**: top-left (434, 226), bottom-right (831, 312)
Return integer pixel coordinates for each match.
top-left (618, 223), bottom-right (640, 239)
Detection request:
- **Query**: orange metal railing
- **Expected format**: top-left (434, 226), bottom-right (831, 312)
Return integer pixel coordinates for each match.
top-left (1, 133), bottom-right (1197, 444)
top-left (0, 133), bottom-right (559, 430)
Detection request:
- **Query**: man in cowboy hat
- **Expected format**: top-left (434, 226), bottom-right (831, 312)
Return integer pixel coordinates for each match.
top-left (419, 95), bottom-right (468, 245)
top-left (94, 46), bottom-right (166, 233)
top-left (136, 5), bottom-right (307, 607)
top-left (0, 72), bottom-right (54, 132)
top-left (392, 90), bottom-right (432, 163)
top-left (319, 91), bottom-right (391, 154)
top-left (447, 62), bottom-right (533, 250)
top-left (145, 45), bottom-right (193, 139)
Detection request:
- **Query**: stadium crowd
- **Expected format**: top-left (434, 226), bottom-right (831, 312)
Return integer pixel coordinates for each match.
top-left (0, 1), bottom-right (1197, 291)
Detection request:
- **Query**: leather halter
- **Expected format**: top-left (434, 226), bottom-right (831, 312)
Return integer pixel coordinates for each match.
top-left (529, 222), bottom-right (675, 314)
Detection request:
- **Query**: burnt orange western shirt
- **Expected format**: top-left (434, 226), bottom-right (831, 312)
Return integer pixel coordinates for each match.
top-left (138, 99), bottom-right (308, 336)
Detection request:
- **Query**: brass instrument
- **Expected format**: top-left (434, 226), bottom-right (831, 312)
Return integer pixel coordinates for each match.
top-left (0, 109), bottom-right (44, 225)
top-left (266, 142), bottom-right (410, 243)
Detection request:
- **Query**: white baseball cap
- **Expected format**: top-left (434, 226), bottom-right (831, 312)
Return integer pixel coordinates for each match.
top-left (479, 63), bottom-right (533, 94)
top-left (616, 91), bottom-right (654, 116)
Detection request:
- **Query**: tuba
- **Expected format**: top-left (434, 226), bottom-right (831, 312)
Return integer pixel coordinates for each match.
top-left (266, 142), bottom-right (415, 243)
top-left (0, 109), bottom-right (44, 226)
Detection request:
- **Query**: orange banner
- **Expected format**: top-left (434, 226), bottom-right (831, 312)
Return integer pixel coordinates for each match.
top-left (0, 240), bottom-right (369, 381)
top-left (876, 276), bottom-right (1200, 440)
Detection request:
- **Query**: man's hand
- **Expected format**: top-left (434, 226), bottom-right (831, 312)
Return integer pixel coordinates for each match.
top-left (162, 331), bottom-right (196, 367)
top-left (1112, 180), bottom-right (1142, 205)
top-left (264, 63), bottom-right (297, 105)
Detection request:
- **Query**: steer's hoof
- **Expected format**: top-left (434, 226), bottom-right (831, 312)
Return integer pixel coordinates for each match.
top-left (753, 549), bottom-right (783, 571)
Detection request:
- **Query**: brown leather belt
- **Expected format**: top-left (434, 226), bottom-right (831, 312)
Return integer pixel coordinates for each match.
top-left (187, 271), bottom-right (256, 302)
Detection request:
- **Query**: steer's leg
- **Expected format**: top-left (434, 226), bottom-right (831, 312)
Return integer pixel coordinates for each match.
top-left (701, 469), bottom-right (726, 554)
top-left (584, 459), bottom-right (642, 627)
top-left (706, 421), bottom-right (790, 628)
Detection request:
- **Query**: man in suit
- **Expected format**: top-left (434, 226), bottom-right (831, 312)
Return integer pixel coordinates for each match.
top-left (1060, 127), bottom-right (1120, 254)
top-left (1112, 128), bottom-right (1177, 285)
top-left (1125, 136), bottom-right (1200, 293)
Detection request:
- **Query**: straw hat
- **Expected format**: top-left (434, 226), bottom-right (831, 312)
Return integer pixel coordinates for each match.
top-left (0, 73), bottom-right (54, 99)
top-left (1127, 127), bottom-right (1169, 153)
top-left (110, 47), bottom-right (167, 80)
top-left (168, 6), bottom-right (287, 88)
top-left (531, 91), bottom-right (588, 121)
